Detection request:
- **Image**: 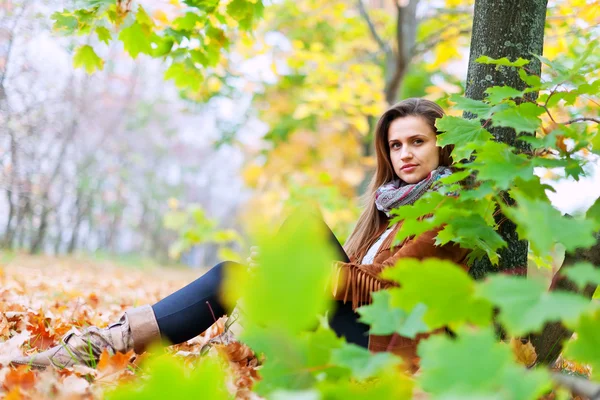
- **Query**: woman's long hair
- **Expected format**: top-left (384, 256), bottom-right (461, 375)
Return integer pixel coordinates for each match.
top-left (343, 98), bottom-right (454, 262)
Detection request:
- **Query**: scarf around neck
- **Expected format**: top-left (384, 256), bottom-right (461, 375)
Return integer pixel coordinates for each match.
top-left (375, 166), bottom-right (452, 216)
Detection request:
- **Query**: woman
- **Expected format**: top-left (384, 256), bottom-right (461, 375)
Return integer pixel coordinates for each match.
top-left (10, 98), bottom-right (468, 370)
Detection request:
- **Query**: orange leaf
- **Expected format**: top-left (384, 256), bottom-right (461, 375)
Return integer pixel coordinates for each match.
top-left (4, 365), bottom-right (36, 391)
top-left (97, 349), bottom-right (135, 372)
top-left (4, 387), bottom-right (22, 400)
top-left (510, 338), bottom-right (537, 367)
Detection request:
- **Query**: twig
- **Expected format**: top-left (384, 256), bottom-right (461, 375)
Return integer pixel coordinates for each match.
top-left (206, 301), bottom-right (217, 323)
top-left (559, 117), bottom-right (600, 125)
top-left (551, 373), bottom-right (600, 400)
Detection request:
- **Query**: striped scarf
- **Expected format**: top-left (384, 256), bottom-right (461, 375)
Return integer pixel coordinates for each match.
top-left (374, 166), bottom-right (452, 217)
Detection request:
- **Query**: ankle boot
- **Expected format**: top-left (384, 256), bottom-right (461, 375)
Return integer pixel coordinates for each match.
top-left (10, 305), bottom-right (160, 370)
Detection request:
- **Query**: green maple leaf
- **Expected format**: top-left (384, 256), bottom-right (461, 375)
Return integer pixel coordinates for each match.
top-left (476, 275), bottom-right (591, 335)
top-left (591, 127), bottom-right (600, 156)
top-left (436, 116), bottom-right (494, 161)
top-left (184, 0), bottom-right (219, 12)
top-left (52, 12), bottom-right (79, 33)
top-left (164, 61), bottom-right (203, 91)
top-left (73, 45), bottom-right (104, 74)
top-left (418, 327), bottom-right (551, 400)
top-left (470, 140), bottom-right (534, 190)
top-left (435, 214), bottom-right (506, 264)
top-left (357, 291), bottom-right (428, 338)
top-left (173, 12), bottom-right (205, 31)
top-left (330, 343), bottom-right (401, 380)
top-left (512, 176), bottom-right (555, 200)
top-left (152, 36), bottom-right (174, 57)
top-left (491, 102), bottom-right (545, 134)
top-left (118, 21), bottom-right (152, 58)
top-left (587, 193), bottom-right (600, 229)
top-left (223, 210), bottom-right (336, 334)
top-left (227, 0), bottom-right (264, 30)
top-left (317, 370), bottom-right (413, 399)
top-left (135, 5), bottom-right (154, 27)
top-left (241, 327), bottom-right (347, 394)
top-left (449, 95), bottom-right (493, 119)
top-left (95, 26), bottom-right (111, 44)
top-left (476, 55), bottom-right (530, 67)
top-left (382, 259), bottom-right (493, 329)
top-left (485, 86), bottom-right (525, 104)
top-left (563, 310), bottom-right (600, 381)
top-left (518, 68), bottom-right (542, 88)
top-left (503, 190), bottom-right (597, 256)
top-left (561, 262), bottom-right (600, 291)
top-left (107, 354), bottom-right (229, 399)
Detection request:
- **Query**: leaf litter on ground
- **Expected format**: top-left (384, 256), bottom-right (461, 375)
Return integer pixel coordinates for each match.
top-left (0, 254), bottom-right (260, 399)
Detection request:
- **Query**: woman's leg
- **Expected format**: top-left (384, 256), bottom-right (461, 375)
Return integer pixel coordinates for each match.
top-left (152, 261), bottom-right (241, 345)
top-left (152, 259), bottom-right (369, 348)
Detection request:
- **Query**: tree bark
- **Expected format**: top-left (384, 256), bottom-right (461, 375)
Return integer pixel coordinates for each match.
top-left (464, 0), bottom-right (548, 277)
top-left (530, 230), bottom-right (600, 365)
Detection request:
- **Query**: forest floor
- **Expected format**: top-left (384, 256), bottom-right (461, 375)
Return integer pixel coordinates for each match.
top-left (0, 252), bottom-right (259, 399)
top-left (0, 252), bottom-right (592, 399)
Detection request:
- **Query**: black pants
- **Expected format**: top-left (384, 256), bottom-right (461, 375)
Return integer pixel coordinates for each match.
top-left (151, 216), bottom-right (369, 347)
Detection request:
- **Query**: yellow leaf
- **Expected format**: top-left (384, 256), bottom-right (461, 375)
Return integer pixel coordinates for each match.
top-left (510, 337), bottom-right (537, 367)
top-left (152, 10), bottom-right (169, 25)
top-left (428, 45), bottom-right (460, 70)
top-left (207, 76), bottom-right (222, 92)
top-left (243, 164), bottom-right (263, 187)
top-left (270, 59), bottom-right (278, 75)
top-left (292, 104), bottom-right (313, 120)
top-left (349, 115), bottom-right (369, 134)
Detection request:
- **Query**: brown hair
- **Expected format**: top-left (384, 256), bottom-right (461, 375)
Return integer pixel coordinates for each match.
top-left (343, 98), bottom-right (454, 261)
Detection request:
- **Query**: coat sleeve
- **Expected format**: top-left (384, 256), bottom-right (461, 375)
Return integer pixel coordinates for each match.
top-left (332, 228), bottom-right (469, 310)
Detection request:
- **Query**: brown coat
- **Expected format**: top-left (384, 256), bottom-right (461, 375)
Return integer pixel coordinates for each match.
top-left (333, 220), bottom-right (469, 371)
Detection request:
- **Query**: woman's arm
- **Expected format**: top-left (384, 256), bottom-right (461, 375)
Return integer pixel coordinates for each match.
top-left (332, 228), bottom-right (469, 309)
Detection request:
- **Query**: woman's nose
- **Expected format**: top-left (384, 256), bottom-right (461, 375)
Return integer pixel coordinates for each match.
top-left (400, 147), bottom-right (413, 160)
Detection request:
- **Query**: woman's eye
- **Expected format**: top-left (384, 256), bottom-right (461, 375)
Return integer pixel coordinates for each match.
top-left (391, 143), bottom-right (401, 149)
top-left (414, 139), bottom-right (424, 145)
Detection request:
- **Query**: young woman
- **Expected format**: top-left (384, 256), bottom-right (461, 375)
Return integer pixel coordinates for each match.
top-left (10, 98), bottom-right (468, 370)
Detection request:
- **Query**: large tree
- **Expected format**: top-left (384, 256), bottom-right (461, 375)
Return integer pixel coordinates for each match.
top-left (463, 0), bottom-right (548, 278)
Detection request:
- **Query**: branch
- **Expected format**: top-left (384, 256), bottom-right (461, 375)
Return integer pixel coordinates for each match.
top-left (0, 0), bottom-right (31, 88)
top-left (411, 27), bottom-right (471, 57)
top-left (356, 0), bottom-right (390, 54)
top-left (551, 373), bottom-right (600, 400)
top-left (560, 117), bottom-right (600, 125)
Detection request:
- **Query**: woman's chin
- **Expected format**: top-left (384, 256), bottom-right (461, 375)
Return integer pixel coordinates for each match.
top-left (398, 172), bottom-right (423, 184)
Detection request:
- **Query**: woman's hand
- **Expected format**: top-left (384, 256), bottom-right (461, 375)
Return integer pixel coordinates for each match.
top-left (246, 246), bottom-right (260, 268)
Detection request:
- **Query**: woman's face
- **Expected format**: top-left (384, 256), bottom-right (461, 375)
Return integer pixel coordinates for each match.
top-left (388, 115), bottom-right (440, 184)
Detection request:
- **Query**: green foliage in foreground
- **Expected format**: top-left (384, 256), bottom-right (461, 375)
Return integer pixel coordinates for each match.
top-left (107, 43), bottom-right (600, 400)
top-left (108, 215), bottom-right (600, 398)
top-left (391, 41), bottom-right (600, 269)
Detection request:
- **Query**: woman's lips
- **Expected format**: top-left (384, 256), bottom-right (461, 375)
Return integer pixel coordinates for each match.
top-left (401, 165), bottom-right (418, 173)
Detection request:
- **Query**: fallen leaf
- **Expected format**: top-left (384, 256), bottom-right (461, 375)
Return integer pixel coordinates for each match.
top-left (0, 331), bottom-right (31, 366)
top-left (62, 374), bottom-right (90, 395)
top-left (3, 365), bottom-right (36, 391)
top-left (510, 337), bottom-right (537, 367)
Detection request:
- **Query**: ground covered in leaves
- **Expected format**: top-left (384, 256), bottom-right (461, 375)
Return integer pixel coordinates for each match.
top-left (0, 253), bottom-right (259, 399)
top-left (0, 253), bottom-right (593, 400)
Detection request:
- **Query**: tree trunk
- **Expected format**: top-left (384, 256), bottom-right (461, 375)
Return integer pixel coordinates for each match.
top-left (30, 202), bottom-right (50, 254)
top-left (383, 0), bottom-right (418, 105)
top-left (530, 230), bottom-right (600, 365)
top-left (464, 0), bottom-right (548, 278)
